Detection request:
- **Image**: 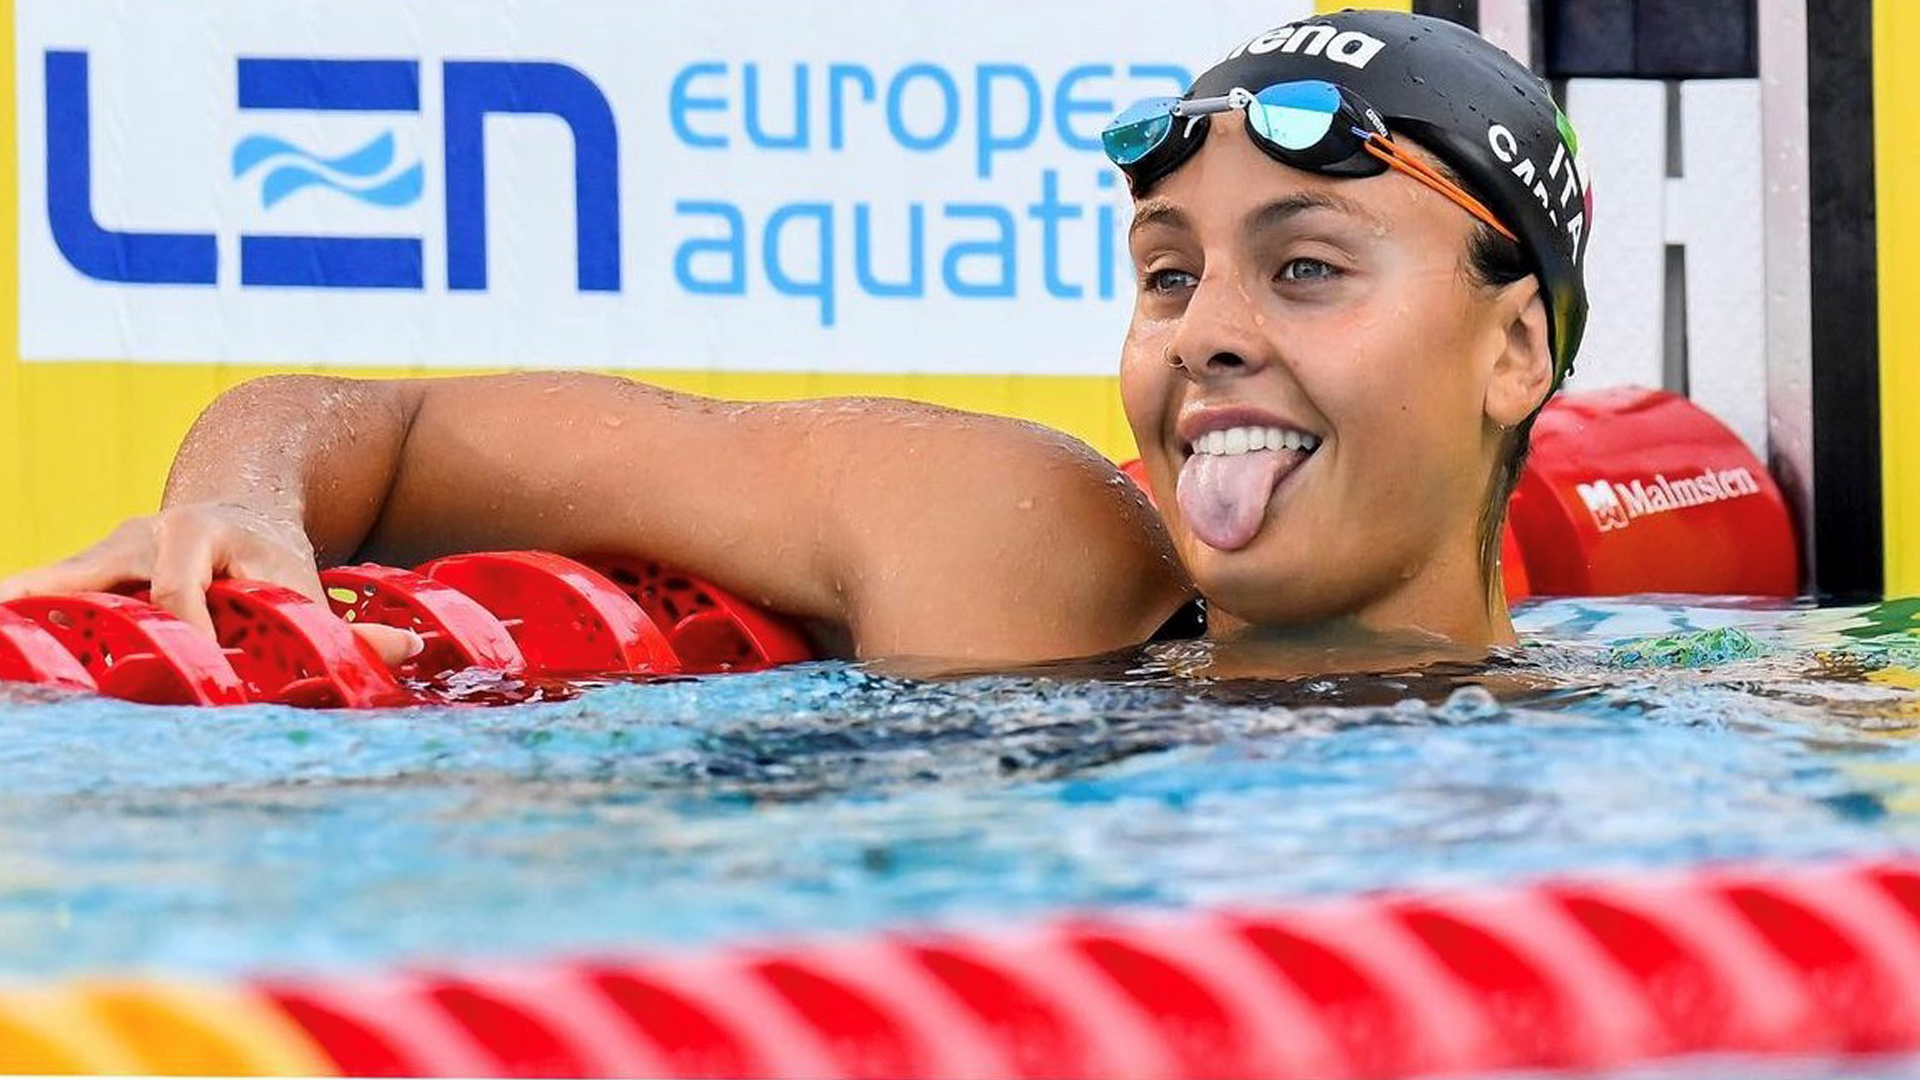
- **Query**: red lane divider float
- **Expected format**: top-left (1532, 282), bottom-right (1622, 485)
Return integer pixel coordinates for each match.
top-left (244, 860), bottom-right (1920, 1079)
top-left (0, 551), bottom-right (815, 707)
top-left (584, 554), bottom-right (814, 674)
top-left (0, 605), bottom-right (97, 692)
top-left (321, 564), bottom-right (526, 679)
top-left (205, 580), bottom-right (409, 708)
top-left (419, 551), bottom-right (682, 676)
top-left (3, 592), bottom-right (249, 705)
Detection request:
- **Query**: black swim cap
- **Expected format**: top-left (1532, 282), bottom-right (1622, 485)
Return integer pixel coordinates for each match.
top-left (1170, 11), bottom-right (1591, 385)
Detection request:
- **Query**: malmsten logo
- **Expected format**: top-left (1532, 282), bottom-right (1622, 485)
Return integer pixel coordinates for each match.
top-left (1575, 468), bottom-right (1762, 532)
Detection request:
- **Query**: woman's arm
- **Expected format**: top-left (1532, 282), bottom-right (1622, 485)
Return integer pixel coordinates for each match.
top-left (0, 371), bottom-right (1191, 662)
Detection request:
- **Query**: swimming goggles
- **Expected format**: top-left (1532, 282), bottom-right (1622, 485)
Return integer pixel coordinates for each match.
top-left (1103, 80), bottom-right (1518, 243)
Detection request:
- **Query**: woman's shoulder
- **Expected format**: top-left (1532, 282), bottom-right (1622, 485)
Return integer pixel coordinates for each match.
top-left (813, 398), bottom-right (1196, 660)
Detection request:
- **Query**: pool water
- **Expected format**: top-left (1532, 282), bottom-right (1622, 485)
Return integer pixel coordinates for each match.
top-left (2, 596), bottom-right (1919, 988)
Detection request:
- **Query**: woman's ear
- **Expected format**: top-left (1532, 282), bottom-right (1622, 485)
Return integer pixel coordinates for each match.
top-left (1484, 277), bottom-right (1554, 428)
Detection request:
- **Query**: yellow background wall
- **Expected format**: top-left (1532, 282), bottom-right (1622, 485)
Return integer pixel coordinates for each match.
top-left (0, 0), bottom-right (1396, 576)
top-left (1878, 0), bottom-right (1920, 597)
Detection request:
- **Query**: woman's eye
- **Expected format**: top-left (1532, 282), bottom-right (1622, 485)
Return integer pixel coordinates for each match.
top-left (1144, 267), bottom-right (1198, 294)
top-left (1278, 258), bottom-right (1340, 283)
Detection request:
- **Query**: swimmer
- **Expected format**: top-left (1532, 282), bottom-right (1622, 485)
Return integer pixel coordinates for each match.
top-left (1112, 10), bottom-right (1587, 669)
top-left (0, 12), bottom-right (1586, 671)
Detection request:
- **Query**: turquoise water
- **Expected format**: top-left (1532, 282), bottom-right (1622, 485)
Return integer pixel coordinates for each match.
top-left (1, 596), bottom-right (1919, 985)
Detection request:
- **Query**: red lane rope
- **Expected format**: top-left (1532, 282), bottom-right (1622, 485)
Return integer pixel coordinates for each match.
top-left (246, 860), bottom-right (1920, 1079)
top-left (0, 551), bottom-right (816, 707)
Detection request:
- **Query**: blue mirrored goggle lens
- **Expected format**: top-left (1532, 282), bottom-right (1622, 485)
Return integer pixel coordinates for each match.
top-left (1246, 81), bottom-right (1341, 151)
top-left (1102, 97), bottom-right (1179, 166)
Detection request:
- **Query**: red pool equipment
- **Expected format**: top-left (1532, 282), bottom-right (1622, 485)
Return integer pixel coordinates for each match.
top-left (204, 580), bottom-right (408, 708)
top-left (156, 858), bottom-right (1919, 1079)
top-left (583, 554), bottom-right (814, 674)
top-left (2, 592), bottom-right (248, 705)
top-left (0, 605), bottom-right (97, 691)
top-left (322, 564), bottom-right (527, 679)
top-left (1511, 388), bottom-right (1799, 597)
top-left (0, 551), bottom-right (820, 706)
top-left (418, 551), bottom-right (682, 675)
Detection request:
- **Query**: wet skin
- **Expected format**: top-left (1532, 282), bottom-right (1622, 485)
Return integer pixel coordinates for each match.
top-left (0, 120), bottom-right (1551, 672)
top-left (1119, 111), bottom-right (1555, 649)
top-left (0, 378), bottom-right (1193, 667)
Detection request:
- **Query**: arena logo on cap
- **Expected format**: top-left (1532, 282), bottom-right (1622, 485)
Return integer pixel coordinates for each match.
top-left (1225, 23), bottom-right (1386, 70)
top-left (1487, 120), bottom-right (1590, 261)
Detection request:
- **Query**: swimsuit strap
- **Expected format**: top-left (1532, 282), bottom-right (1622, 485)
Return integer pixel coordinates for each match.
top-left (1149, 597), bottom-right (1208, 642)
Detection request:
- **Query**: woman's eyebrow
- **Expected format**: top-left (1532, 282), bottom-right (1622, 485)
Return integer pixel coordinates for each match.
top-left (1244, 191), bottom-right (1380, 235)
top-left (1129, 198), bottom-right (1189, 240)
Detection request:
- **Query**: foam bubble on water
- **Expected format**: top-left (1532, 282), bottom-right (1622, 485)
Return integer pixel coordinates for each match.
top-left (1439, 685), bottom-right (1504, 722)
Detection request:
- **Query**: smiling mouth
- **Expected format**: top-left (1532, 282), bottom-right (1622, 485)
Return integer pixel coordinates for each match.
top-left (1181, 423), bottom-right (1322, 458)
top-left (1175, 424), bottom-right (1322, 552)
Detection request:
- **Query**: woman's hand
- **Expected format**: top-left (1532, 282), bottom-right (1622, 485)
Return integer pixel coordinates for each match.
top-left (0, 504), bottom-right (422, 667)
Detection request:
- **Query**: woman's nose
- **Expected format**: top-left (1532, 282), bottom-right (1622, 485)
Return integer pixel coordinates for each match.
top-left (1165, 272), bottom-right (1276, 379)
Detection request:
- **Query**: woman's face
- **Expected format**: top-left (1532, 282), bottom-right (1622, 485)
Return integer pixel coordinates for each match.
top-left (1120, 111), bottom-right (1537, 635)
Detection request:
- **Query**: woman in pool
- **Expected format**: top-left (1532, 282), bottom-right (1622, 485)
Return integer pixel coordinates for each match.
top-left (0, 11), bottom-right (1587, 669)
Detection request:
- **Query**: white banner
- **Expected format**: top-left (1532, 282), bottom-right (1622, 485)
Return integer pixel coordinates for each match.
top-left (17, 0), bottom-right (1298, 374)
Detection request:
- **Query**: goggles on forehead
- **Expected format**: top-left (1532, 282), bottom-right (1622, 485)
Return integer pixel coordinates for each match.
top-left (1102, 80), bottom-right (1517, 244)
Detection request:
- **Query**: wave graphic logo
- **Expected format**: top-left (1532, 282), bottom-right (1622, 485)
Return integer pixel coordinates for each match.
top-left (232, 130), bottom-right (423, 209)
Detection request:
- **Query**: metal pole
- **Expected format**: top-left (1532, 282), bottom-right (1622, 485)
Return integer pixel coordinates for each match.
top-left (1760, 0), bottom-right (1817, 591)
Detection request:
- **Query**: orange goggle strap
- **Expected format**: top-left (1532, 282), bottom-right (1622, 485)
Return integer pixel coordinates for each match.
top-left (1364, 137), bottom-right (1519, 245)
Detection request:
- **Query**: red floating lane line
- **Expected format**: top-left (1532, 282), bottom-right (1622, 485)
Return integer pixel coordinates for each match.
top-left (1388, 899), bottom-right (1584, 1070)
top-left (423, 982), bottom-right (588, 1077)
top-left (447, 964), bottom-right (675, 1079)
top-left (321, 564), bottom-right (526, 678)
top-left (602, 955), bottom-right (845, 1079)
top-left (908, 927), bottom-right (1187, 1080)
top-left (1414, 890), bottom-right (1667, 1068)
top-left (5, 592), bottom-right (249, 705)
top-left (1717, 866), bottom-right (1920, 1052)
top-left (1063, 917), bottom-right (1351, 1079)
top-left (1542, 876), bottom-right (1824, 1054)
top-left (247, 861), bottom-right (1920, 1079)
top-left (902, 938), bottom-right (1108, 1079)
top-left (0, 606), bottom-right (96, 690)
top-left (578, 964), bottom-right (768, 1079)
top-left (1233, 901), bottom-right (1509, 1074)
top-left (1867, 865), bottom-right (1920, 928)
top-left (259, 976), bottom-right (501, 1077)
top-left (580, 554), bottom-right (814, 674)
top-left (1226, 912), bottom-right (1419, 1078)
top-left (419, 552), bottom-right (681, 676)
top-left (206, 581), bottom-right (407, 708)
top-left (748, 956), bottom-right (931, 1080)
top-left (756, 941), bottom-right (1021, 1080)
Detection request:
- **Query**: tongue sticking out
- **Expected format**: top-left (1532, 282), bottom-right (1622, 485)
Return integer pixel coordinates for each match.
top-left (1177, 450), bottom-right (1290, 551)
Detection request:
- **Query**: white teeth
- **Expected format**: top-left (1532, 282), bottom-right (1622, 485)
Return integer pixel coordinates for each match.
top-left (1189, 425), bottom-right (1322, 456)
